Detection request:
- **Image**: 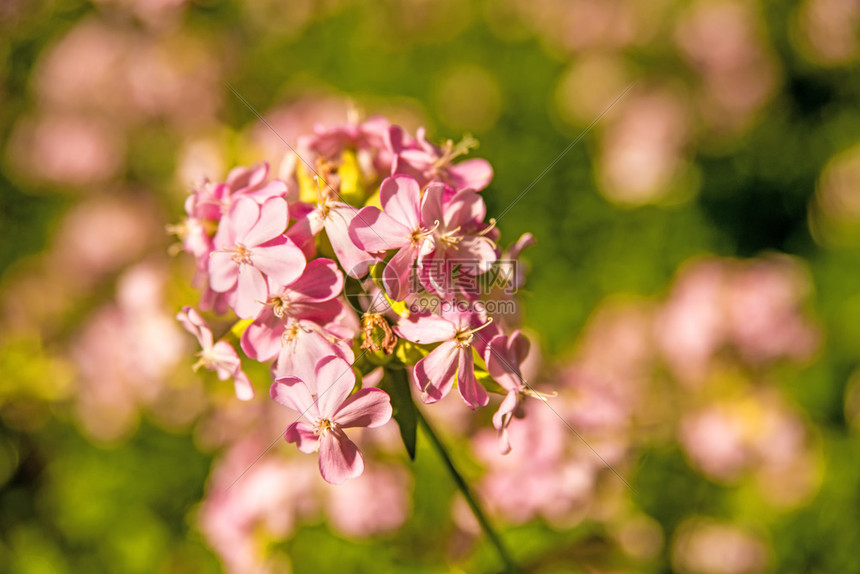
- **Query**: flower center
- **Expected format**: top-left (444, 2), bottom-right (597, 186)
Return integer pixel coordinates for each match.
top-left (269, 295), bottom-right (291, 319)
top-left (454, 328), bottom-right (474, 347)
top-left (410, 220), bottom-right (441, 247)
top-left (453, 317), bottom-right (494, 348)
top-left (231, 243), bottom-right (252, 265)
top-left (280, 322), bottom-right (302, 344)
top-left (314, 418), bottom-right (336, 435)
top-left (440, 227), bottom-right (462, 247)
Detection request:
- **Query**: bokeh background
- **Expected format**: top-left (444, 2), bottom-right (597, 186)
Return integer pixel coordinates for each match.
top-left (2, 0), bottom-right (860, 572)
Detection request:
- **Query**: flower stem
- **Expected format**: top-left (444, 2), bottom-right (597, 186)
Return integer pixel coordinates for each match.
top-left (415, 407), bottom-right (519, 573)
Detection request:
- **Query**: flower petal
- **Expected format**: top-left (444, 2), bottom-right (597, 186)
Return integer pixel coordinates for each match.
top-left (325, 207), bottom-right (380, 278)
top-left (449, 158), bottom-right (493, 191)
top-left (380, 175), bottom-right (421, 230)
top-left (314, 355), bottom-right (357, 418)
top-left (412, 340), bottom-right (459, 403)
top-left (457, 348), bottom-right (488, 409)
top-left (318, 429), bottom-right (364, 484)
top-left (251, 236), bottom-right (307, 287)
top-left (348, 206), bottom-right (410, 253)
top-left (285, 421), bottom-right (320, 454)
top-left (243, 196), bottom-right (289, 247)
top-left (285, 258), bottom-right (344, 303)
top-left (334, 388), bottom-right (392, 429)
top-left (394, 313), bottom-right (457, 344)
top-left (240, 307), bottom-right (284, 362)
top-left (233, 264), bottom-right (267, 319)
top-left (382, 245), bottom-right (417, 302)
top-left (176, 306), bottom-right (211, 349)
top-left (207, 251), bottom-right (238, 293)
top-left (233, 369), bottom-right (255, 401)
top-left (223, 196), bottom-right (260, 245)
top-left (270, 378), bottom-right (318, 420)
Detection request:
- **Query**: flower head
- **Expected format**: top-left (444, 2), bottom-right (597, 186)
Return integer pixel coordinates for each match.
top-left (271, 356), bottom-right (393, 484)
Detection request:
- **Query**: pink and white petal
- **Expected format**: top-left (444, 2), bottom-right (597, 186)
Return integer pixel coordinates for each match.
top-left (225, 197), bottom-right (261, 244)
top-left (457, 349), bottom-right (488, 409)
top-left (348, 206), bottom-right (410, 253)
top-left (285, 214), bottom-right (318, 259)
top-left (176, 306), bottom-right (211, 348)
top-left (419, 183), bottom-right (446, 227)
top-left (240, 310), bottom-right (284, 362)
top-left (275, 328), bottom-right (346, 391)
top-left (486, 336), bottom-right (521, 392)
top-left (244, 179), bottom-right (288, 202)
top-left (412, 341), bottom-right (459, 403)
top-left (251, 237), bottom-right (306, 287)
top-left (446, 189), bottom-right (486, 227)
top-left (492, 390), bottom-right (519, 432)
top-left (270, 378), bottom-right (318, 419)
top-left (449, 158), bottom-right (493, 191)
top-left (287, 298), bottom-right (342, 325)
top-left (456, 236), bottom-right (497, 274)
top-left (379, 175), bottom-right (421, 230)
top-left (285, 421), bottom-right (320, 454)
top-left (382, 246), bottom-right (417, 302)
top-left (314, 355), bottom-right (357, 418)
top-left (334, 388), bottom-right (392, 429)
top-left (318, 429), bottom-right (364, 484)
top-left (233, 265), bottom-right (268, 319)
top-left (207, 252), bottom-right (239, 293)
top-left (209, 340), bottom-right (242, 379)
top-left (325, 209), bottom-right (379, 278)
top-left (226, 162), bottom-right (268, 191)
top-left (509, 330), bottom-right (531, 364)
top-left (393, 313), bottom-right (457, 344)
top-left (394, 149), bottom-right (434, 180)
top-left (243, 197), bottom-right (289, 246)
top-left (232, 369), bottom-right (255, 401)
top-left (288, 258), bottom-right (344, 303)
top-left (508, 233), bottom-right (535, 261)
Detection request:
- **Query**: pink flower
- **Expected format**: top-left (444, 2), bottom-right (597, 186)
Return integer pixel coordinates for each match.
top-left (418, 183), bottom-right (498, 296)
top-left (240, 258), bottom-right (354, 380)
top-left (486, 330), bottom-right (546, 454)
top-left (315, 198), bottom-right (380, 278)
top-left (208, 196), bottom-right (306, 318)
top-left (349, 175), bottom-right (435, 300)
top-left (271, 356), bottom-right (393, 484)
top-left (176, 306), bottom-right (253, 400)
top-left (395, 310), bottom-right (491, 409)
top-left (391, 127), bottom-right (493, 191)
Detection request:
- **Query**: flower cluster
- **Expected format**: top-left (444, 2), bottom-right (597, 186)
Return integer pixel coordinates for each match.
top-left (173, 116), bottom-right (541, 483)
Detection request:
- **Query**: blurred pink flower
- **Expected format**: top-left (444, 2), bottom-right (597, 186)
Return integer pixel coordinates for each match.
top-left (597, 88), bottom-right (690, 205)
top-left (199, 437), bottom-right (319, 574)
top-left (70, 261), bottom-right (186, 441)
top-left (794, 0), bottom-right (860, 65)
top-left (656, 256), bottom-right (819, 385)
top-left (679, 390), bottom-right (817, 506)
top-left (324, 465), bottom-right (411, 537)
top-left (7, 113), bottom-right (124, 186)
top-left (473, 399), bottom-right (606, 525)
top-left (675, 1), bottom-right (779, 135)
top-left (672, 519), bottom-right (770, 574)
top-left (50, 194), bottom-right (160, 285)
top-left (34, 17), bottom-right (219, 129)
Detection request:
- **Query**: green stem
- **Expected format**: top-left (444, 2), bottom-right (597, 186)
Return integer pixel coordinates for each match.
top-left (415, 407), bottom-right (519, 573)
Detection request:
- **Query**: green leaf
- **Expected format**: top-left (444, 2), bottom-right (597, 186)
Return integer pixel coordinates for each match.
top-left (378, 368), bottom-right (417, 461)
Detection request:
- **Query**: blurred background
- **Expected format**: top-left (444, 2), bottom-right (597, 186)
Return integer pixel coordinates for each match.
top-left (2, 0), bottom-right (860, 572)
